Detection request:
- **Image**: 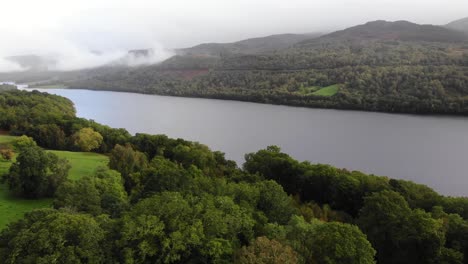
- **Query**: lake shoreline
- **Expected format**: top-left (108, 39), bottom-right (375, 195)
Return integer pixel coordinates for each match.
top-left (28, 86), bottom-right (468, 119)
top-left (22, 88), bottom-right (468, 196)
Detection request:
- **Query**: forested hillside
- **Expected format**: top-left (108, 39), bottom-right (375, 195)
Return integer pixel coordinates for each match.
top-left (57, 20), bottom-right (468, 115)
top-left (177, 33), bottom-right (321, 56)
top-left (0, 87), bottom-right (468, 262)
top-left (446, 17), bottom-right (468, 34)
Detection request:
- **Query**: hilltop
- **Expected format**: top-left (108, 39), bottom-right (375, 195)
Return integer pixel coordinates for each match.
top-left (310, 20), bottom-right (468, 43)
top-left (446, 17), bottom-right (468, 34)
top-left (177, 33), bottom-right (321, 56)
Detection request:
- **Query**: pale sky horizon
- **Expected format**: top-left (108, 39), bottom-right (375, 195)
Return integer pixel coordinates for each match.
top-left (0, 0), bottom-right (467, 71)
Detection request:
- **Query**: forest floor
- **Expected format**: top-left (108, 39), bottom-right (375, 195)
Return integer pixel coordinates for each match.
top-left (0, 135), bottom-right (109, 229)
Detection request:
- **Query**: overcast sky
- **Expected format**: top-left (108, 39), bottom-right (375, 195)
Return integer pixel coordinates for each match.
top-left (0, 0), bottom-right (467, 71)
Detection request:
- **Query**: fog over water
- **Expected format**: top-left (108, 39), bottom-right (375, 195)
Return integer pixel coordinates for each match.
top-left (32, 88), bottom-right (468, 197)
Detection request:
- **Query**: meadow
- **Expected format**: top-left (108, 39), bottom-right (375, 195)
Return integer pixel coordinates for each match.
top-left (0, 135), bottom-right (108, 229)
top-left (312, 84), bottom-right (340, 96)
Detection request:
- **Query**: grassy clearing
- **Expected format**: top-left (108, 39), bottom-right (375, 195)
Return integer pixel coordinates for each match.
top-left (48, 150), bottom-right (109, 180)
top-left (297, 86), bottom-right (320, 95)
top-left (0, 185), bottom-right (52, 228)
top-left (0, 135), bottom-right (17, 144)
top-left (312, 84), bottom-right (340, 96)
top-left (0, 135), bottom-right (109, 229)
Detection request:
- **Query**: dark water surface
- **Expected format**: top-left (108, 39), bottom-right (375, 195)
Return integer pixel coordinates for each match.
top-left (32, 88), bottom-right (468, 196)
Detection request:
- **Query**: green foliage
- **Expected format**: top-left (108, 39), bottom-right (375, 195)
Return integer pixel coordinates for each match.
top-left (72, 127), bottom-right (103, 152)
top-left (389, 179), bottom-right (442, 210)
top-left (281, 216), bottom-right (376, 264)
top-left (119, 192), bottom-right (203, 263)
top-left (54, 167), bottom-right (128, 216)
top-left (0, 209), bottom-right (106, 264)
top-left (13, 135), bottom-right (37, 151)
top-left (109, 143), bottom-right (148, 191)
top-left (244, 146), bottom-right (304, 195)
top-left (131, 157), bottom-right (195, 200)
top-left (32, 124), bottom-right (67, 150)
top-left (357, 191), bottom-right (446, 264)
top-left (255, 180), bottom-right (298, 225)
top-left (2, 146), bottom-right (70, 198)
top-left (0, 90), bottom-right (75, 134)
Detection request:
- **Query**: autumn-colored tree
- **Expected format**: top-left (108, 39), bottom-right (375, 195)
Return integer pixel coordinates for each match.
top-left (72, 127), bottom-right (103, 152)
top-left (0, 145), bottom-right (14, 161)
top-left (235, 236), bottom-right (298, 264)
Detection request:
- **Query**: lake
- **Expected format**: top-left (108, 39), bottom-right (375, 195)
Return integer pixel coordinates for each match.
top-left (29, 88), bottom-right (468, 196)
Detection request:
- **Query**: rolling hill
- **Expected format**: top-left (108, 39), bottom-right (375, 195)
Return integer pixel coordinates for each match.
top-left (3, 20), bottom-right (468, 115)
top-left (176, 33), bottom-right (321, 56)
top-left (301, 20), bottom-right (468, 44)
top-left (446, 17), bottom-right (468, 34)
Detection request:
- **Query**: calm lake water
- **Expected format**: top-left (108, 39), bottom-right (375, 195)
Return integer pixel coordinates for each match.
top-left (30, 88), bottom-right (468, 196)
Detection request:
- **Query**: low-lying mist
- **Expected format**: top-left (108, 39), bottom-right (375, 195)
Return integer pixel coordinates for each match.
top-left (0, 33), bottom-right (173, 72)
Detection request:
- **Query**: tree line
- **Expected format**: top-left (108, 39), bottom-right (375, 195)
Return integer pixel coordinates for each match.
top-left (62, 40), bottom-right (468, 115)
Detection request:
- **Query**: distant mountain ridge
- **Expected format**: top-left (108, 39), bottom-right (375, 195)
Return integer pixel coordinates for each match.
top-left (306, 20), bottom-right (468, 44)
top-left (445, 17), bottom-right (468, 34)
top-left (177, 33), bottom-right (322, 56)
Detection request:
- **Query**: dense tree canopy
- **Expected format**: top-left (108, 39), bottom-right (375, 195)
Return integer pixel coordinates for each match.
top-left (0, 209), bottom-right (107, 264)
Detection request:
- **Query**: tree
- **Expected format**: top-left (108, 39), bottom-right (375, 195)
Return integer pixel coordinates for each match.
top-left (72, 127), bottom-right (103, 152)
top-left (54, 167), bottom-right (128, 217)
top-left (172, 143), bottom-right (216, 173)
top-left (235, 236), bottom-right (298, 264)
top-left (2, 146), bottom-right (70, 198)
top-left (357, 190), bottom-right (445, 264)
top-left (131, 157), bottom-right (194, 200)
top-left (0, 209), bottom-right (107, 264)
top-left (13, 135), bottom-right (37, 151)
top-left (255, 180), bottom-right (298, 225)
top-left (284, 216), bottom-right (376, 264)
top-left (118, 192), bottom-right (204, 263)
top-left (108, 144), bottom-right (148, 191)
top-left (243, 146), bottom-right (303, 194)
top-left (306, 221), bottom-right (376, 264)
top-left (0, 144), bottom-right (14, 161)
top-left (33, 124), bottom-right (67, 150)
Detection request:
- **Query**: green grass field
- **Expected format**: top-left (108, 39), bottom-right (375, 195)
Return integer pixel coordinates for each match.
top-left (0, 135), bottom-right (109, 229)
top-left (312, 84), bottom-right (340, 96)
top-left (296, 86), bottom-right (320, 95)
top-left (0, 135), bottom-right (17, 144)
top-left (47, 150), bottom-right (109, 180)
